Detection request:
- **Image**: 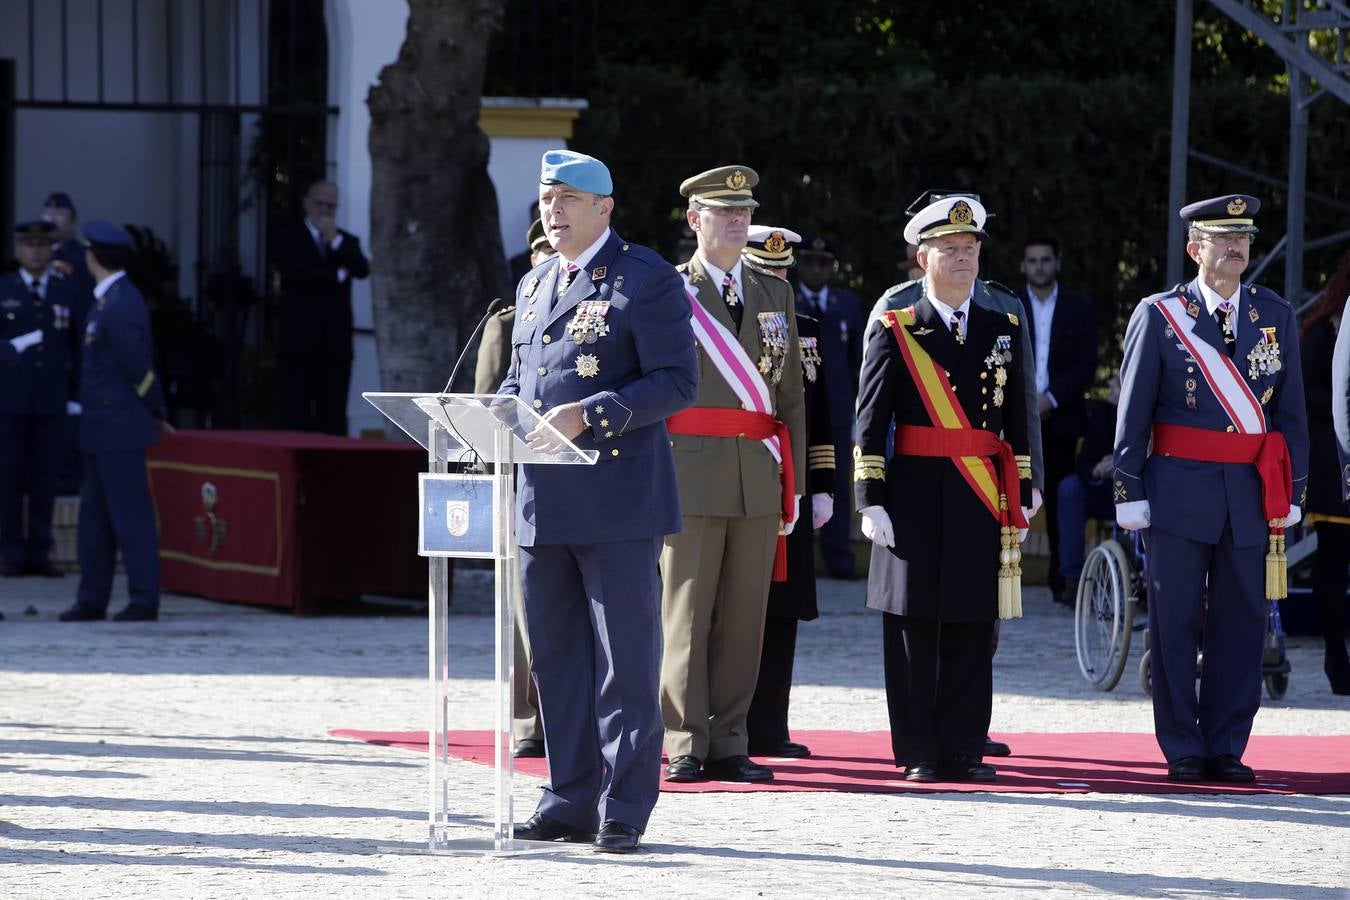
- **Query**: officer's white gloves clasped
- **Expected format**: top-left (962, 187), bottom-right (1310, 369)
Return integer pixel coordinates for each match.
top-left (1282, 505), bottom-right (1302, 529)
top-left (1116, 499), bottom-right (1151, 531)
top-left (783, 494), bottom-right (802, 536)
top-left (811, 493), bottom-right (833, 530)
top-left (860, 505), bottom-right (895, 548)
top-left (9, 330), bottom-right (43, 354)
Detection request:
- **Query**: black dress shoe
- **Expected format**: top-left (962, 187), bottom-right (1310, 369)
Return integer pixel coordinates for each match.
top-left (983, 737), bottom-right (1011, 757)
top-left (704, 754), bottom-right (773, 782)
top-left (903, 762), bottom-right (939, 782)
top-left (664, 755), bottom-right (703, 783)
top-left (512, 812), bottom-right (595, 843)
top-left (748, 739), bottom-right (811, 759)
top-left (940, 756), bottom-right (997, 782)
top-left (112, 605), bottom-right (158, 622)
top-left (593, 820), bottom-right (641, 854)
top-left (1167, 756), bottom-right (1205, 782)
top-left (26, 562), bottom-right (64, 578)
top-left (1206, 754), bottom-right (1255, 783)
top-left (512, 738), bottom-right (545, 758)
top-left (58, 603), bottom-right (105, 622)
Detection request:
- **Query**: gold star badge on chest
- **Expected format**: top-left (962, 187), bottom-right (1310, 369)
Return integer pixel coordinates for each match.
top-left (575, 353), bottom-right (600, 378)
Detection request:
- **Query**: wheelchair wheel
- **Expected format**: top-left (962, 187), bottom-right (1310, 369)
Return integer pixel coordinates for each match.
top-left (1075, 540), bottom-right (1135, 691)
top-left (1265, 672), bottom-right (1289, 700)
top-left (1139, 649), bottom-right (1152, 696)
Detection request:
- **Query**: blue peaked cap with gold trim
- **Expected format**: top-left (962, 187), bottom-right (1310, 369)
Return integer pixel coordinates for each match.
top-left (1180, 194), bottom-right (1260, 235)
top-left (540, 149), bottom-right (613, 196)
top-left (82, 220), bottom-right (134, 250)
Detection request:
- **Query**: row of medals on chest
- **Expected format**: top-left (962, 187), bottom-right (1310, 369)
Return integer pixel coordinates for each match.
top-left (1168, 304), bottom-right (1280, 409)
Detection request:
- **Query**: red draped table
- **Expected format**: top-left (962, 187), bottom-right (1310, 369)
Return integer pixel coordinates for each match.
top-left (146, 430), bottom-right (427, 613)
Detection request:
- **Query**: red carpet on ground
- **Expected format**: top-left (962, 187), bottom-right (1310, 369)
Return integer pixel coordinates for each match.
top-left (328, 729), bottom-right (1350, 795)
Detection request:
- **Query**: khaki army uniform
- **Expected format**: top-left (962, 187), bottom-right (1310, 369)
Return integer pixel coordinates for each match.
top-left (661, 254), bottom-right (807, 761)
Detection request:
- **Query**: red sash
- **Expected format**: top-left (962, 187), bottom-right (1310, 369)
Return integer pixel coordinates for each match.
top-left (1151, 423), bottom-right (1292, 522)
top-left (666, 407), bottom-right (795, 582)
top-left (894, 425), bottom-right (1028, 529)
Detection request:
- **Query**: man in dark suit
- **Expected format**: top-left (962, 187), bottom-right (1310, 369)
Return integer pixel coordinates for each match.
top-left (1020, 237), bottom-right (1098, 604)
top-left (275, 180), bottom-right (370, 435)
top-left (0, 221), bottom-right (82, 577)
top-left (41, 192), bottom-right (95, 496)
top-left (501, 150), bottom-right (697, 853)
top-left (58, 221), bottom-right (170, 623)
top-left (1115, 194), bottom-right (1308, 782)
top-left (796, 235), bottom-right (864, 578)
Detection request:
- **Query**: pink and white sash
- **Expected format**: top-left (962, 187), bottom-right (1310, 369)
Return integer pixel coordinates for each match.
top-left (1156, 295), bottom-right (1266, 434)
top-left (681, 274), bottom-right (783, 462)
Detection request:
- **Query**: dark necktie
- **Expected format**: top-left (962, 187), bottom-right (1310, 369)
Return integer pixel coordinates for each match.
top-left (951, 309), bottom-right (966, 345)
top-left (1218, 301), bottom-right (1236, 356)
top-left (557, 262), bottom-right (578, 297)
top-left (803, 290), bottom-right (820, 317)
top-left (723, 273), bottom-right (743, 330)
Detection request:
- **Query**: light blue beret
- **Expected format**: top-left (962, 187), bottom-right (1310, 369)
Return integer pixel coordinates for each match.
top-left (539, 149), bottom-right (613, 196)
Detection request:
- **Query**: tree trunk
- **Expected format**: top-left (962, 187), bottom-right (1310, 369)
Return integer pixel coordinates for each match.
top-left (367, 0), bottom-right (509, 397)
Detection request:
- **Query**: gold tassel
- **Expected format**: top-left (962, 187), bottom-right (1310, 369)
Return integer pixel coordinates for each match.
top-left (1265, 526), bottom-right (1288, 601)
top-left (998, 524), bottom-right (1023, 620)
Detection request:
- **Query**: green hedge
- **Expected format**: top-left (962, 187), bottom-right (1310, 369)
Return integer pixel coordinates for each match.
top-left (573, 68), bottom-right (1348, 375)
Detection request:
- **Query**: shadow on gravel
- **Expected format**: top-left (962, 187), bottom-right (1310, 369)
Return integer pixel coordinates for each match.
top-left (0, 738), bottom-right (419, 770)
top-left (916, 790), bottom-right (1350, 829)
top-left (620, 846), bottom-right (1337, 897)
top-left (0, 846), bottom-right (384, 876)
top-left (1, 793), bottom-right (423, 821)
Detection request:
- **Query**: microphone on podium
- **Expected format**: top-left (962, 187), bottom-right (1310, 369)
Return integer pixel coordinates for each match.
top-left (441, 296), bottom-right (508, 396)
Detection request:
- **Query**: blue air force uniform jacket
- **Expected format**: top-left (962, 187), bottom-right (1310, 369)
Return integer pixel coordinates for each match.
top-left (0, 271), bottom-right (82, 414)
top-left (499, 230), bottom-right (698, 547)
top-left (80, 275), bottom-right (167, 452)
top-left (1114, 279), bottom-right (1309, 547)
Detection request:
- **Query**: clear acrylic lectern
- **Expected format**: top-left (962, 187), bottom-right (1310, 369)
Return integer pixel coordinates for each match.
top-left (363, 392), bottom-right (598, 854)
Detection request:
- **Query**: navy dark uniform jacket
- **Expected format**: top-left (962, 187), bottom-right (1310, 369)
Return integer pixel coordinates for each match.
top-left (499, 230), bottom-right (698, 546)
top-left (1114, 279), bottom-right (1309, 547)
top-left (855, 298), bottom-right (1032, 621)
top-left (0, 271), bottom-right (82, 414)
top-left (80, 274), bottom-right (166, 452)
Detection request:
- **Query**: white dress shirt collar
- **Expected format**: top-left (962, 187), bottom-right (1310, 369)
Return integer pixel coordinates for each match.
top-left (1197, 278), bottom-right (1241, 317)
top-left (19, 269), bottom-right (50, 296)
top-left (93, 270), bottom-right (127, 300)
top-left (924, 285), bottom-right (973, 333)
top-left (560, 227), bottom-right (612, 274)
top-left (698, 252), bottom-right (744, 301)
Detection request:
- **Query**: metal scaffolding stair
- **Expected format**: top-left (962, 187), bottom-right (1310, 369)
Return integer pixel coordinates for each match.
top-left (1167, 0), bottom-right (1350, 301)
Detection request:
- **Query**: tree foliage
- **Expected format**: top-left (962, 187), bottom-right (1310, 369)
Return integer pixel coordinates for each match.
top-left (566, 1), bottom-right (1349, 375)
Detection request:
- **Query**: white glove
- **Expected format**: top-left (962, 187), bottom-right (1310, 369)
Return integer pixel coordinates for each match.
top-left (1283, 504), bottom-right (1302, 528)
top-left (1116, 499), bottom-right (1151, 531)
top-left (811, 493), bottom-right (833, 529)
top-left (783, 494), bottom-right (802, 536)
top-left (9, 329), bottom-right (43, 353)
top-left (65, 401), bottom-right (82, 415)
top-left (1028, 487), bottom-right (1043, 520)
top-left (860, 504), bottom-right (895, 548)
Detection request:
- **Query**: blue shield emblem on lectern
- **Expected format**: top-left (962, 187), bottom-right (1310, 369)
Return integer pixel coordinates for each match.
top-left (419, 474), bottom-right (497, 558)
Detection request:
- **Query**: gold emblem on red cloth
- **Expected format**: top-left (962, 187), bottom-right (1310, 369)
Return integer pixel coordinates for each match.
top-left (193, 481), bottom-right (228, 556)
top-left (726, 169), bottom-right (748, 190)
top-left (949, 200), bottom-right (974, 225)
top-left (1227, 197), bottom-right (1248, 215)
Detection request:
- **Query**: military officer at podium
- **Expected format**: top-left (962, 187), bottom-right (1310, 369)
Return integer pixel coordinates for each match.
top-left (58, 221), bottom-right (170, 623)
top-left (1114, 194), bottom-right (1308, 782)
top-left (499, 150), bottom-right (697, 853)
top-left (0, 221), bottom-right (82, 578)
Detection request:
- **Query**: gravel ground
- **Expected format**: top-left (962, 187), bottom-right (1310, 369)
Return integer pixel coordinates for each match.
top-left (1, 567), bottom-right (1347, 898)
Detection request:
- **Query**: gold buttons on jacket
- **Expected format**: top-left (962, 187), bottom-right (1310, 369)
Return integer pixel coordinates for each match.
top-left (611, 449), bottom-right (619, 457)
top-left (542, 334), bottom-right (552, 344)
top-left (537, 367), bottom-right (547, 375)
top-left (533, 399), bottom-right (543, 409)
top-left (1226, 425), bottom-right (1235, 433)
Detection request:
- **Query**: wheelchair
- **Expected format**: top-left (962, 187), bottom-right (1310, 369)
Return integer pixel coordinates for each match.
top-left (1073, 523), bottom-right (1291, 700)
